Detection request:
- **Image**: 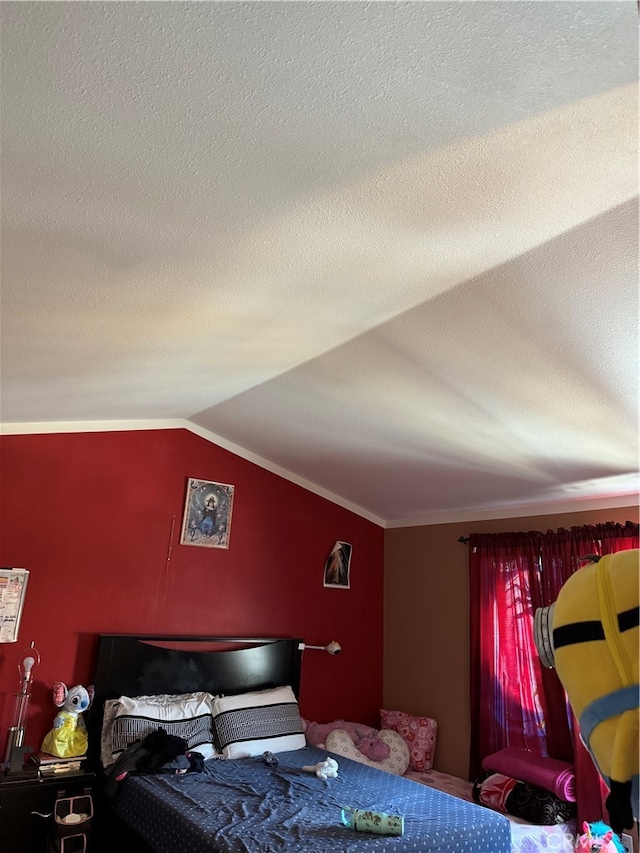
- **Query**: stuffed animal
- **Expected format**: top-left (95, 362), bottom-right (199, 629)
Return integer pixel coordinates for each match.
top-left (262, 750), bottom-right (279, 769)
top-left (302, 757), bottom-right (339, 780)
top-left (534, 549), bottom-right (639, 834)
top-left (303, 719), bottom-right (390, 762)
top-left (575, 821), bottom-right (625, 853)
top-left (41, 681), bottom-right (94, 758)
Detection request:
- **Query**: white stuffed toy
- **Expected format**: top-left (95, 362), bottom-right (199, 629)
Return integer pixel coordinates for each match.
top-left (302, 757), bottom-right (339, 780)
top-left (41, 681), bottom-right (94, 758)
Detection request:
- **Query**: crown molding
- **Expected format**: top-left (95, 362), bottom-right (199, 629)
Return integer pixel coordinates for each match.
top-left (0, 419), bottom-right (186, 435)
top-left (385, 492), bottom-right (639, 529)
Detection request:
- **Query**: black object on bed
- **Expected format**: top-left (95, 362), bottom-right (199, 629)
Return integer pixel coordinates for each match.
top-left (89, 634), bottom-right (510, 853)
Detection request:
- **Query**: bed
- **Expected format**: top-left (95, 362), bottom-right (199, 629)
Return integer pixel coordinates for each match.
top-left (89, 633), bottom-right (511, 853)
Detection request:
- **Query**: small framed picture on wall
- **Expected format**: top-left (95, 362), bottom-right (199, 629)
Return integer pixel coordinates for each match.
top-left (180, 478), bottom-right (235, 549)
top-left (323, 541), bottom-right (352, 589)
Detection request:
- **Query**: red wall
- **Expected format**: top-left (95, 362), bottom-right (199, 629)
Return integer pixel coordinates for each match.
top-left (0, 428), bottom-right (384, 755)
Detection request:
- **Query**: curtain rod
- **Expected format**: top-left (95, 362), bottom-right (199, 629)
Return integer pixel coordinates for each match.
top-left (457, 522), bottom-right (636, 547)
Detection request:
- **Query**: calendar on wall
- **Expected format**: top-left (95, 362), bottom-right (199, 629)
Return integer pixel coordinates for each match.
top-left (0, 568), bottom-right (30, 643)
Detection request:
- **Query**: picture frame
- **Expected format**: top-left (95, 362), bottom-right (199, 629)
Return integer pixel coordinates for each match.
top-left (323, 541), bottom-right (352, 589)
top-left (180, 478), bottom-right (235, 549)
top-left (0, 568), bottom-right (30, 643)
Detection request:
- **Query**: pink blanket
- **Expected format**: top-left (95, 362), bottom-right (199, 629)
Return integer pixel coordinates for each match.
top-left (482, 747), bottom-right (576, 802)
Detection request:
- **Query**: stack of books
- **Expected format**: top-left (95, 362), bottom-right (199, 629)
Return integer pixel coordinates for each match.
top-left (30, 751), bottom-right (86, 777)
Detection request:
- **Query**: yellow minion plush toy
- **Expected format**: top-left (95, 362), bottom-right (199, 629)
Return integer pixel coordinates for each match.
top-left (534, 549), bottom-right (639, 834)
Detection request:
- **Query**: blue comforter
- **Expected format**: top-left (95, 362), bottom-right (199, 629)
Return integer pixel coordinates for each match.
top-left (113, 746), bottom-right (510, 852)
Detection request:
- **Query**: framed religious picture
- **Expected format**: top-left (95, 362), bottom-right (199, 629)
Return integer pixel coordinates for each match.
top-left (323, 541), bottom-right (352, 589)
top-left (180, 478), bottom-right (235, 549)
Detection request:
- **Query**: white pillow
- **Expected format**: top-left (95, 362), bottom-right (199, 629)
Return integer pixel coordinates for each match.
top-left (211, 685), bottom-right (305, 759)
top-left (324, 728), bottom-right (410, 775)
top-left (107, 692), bottom-right (218, 766)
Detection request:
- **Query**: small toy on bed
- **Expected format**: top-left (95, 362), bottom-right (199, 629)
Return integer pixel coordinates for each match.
top-left (575, 821), bottom-right (625, 853)
top-left (341, 807), bottom-right (404, 836)
top-left (262, 750), bottom-right (279, 769)
top-left (302, 757), bottom-right (339, 780)
top-left (41, 682), bottom-right (94, 758)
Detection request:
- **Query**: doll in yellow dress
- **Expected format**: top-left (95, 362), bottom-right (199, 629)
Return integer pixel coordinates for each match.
top-left (41, 681), bottom-right (94, 758)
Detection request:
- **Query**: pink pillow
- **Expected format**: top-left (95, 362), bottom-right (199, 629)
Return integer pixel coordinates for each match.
top-left (380, 709), bottom-right (438, 771)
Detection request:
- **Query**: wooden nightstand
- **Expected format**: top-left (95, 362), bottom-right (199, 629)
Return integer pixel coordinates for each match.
top-left (0, 767), bottom-right (95, 853)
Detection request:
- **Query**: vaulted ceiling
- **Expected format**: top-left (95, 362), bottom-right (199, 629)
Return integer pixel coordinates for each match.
top-left (1, 2), bottom-right (637, 525)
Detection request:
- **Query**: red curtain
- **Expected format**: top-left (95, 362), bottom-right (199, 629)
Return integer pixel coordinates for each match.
top-left (469, 521), bottom-right (638, 826)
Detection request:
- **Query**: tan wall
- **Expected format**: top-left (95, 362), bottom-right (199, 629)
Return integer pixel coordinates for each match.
top-left (383, 504), bottom-right (639, 780)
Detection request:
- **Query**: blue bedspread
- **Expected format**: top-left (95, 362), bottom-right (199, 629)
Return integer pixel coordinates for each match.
top-left (113, 746), bottom-right (510, 853)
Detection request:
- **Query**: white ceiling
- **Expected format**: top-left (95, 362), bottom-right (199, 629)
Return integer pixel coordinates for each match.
top-left (1, 2), bottom-right (638, 526)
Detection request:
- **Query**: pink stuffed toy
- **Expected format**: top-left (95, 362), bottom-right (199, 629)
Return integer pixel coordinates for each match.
top-left (575, 821), bottom-right (624, 853)
top-left (303, 719), bottom-right (390, 762)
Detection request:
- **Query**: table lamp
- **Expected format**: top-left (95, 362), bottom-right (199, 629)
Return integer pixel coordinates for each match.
top-left (4, 641), bottom-right (40, 773)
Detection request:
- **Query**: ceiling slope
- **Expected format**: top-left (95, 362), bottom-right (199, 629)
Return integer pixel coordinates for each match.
top-left (1, 2), bottom-right (638, 524)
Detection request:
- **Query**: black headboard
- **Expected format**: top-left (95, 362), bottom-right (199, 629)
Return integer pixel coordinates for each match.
top-left (88, 634), bottom-right (303, 769)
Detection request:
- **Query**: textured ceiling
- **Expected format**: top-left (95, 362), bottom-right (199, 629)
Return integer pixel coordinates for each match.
top-left (1, 2), bottom-right (638, 526)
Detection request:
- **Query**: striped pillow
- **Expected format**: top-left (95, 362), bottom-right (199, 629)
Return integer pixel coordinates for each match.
top-left (108, 692), bottom-right (218, 765)
top-left (212, 686), bottom-right (305, 759)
